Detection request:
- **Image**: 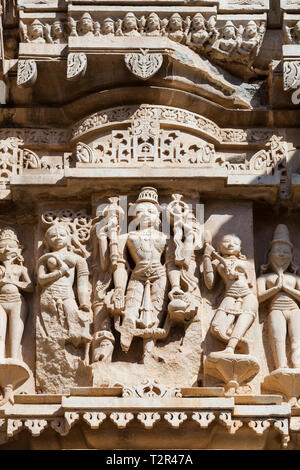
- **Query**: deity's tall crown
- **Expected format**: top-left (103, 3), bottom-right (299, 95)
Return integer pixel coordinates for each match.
top-left (271, 224), bottom-right (293, 249)
top-left (136, 187), bottom-right (158, 205)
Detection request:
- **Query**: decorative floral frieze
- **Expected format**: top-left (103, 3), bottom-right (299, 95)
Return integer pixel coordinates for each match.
top-left (0, 129), bottom-right (68, 148)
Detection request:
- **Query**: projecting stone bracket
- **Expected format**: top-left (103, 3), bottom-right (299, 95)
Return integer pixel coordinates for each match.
top-left (124, 50), bottom-right (164, 80)
top-left (67, 52), bottom-right (87, 81)
top-left (0, 390), bottom-right (292, 448)
top-left (17, 59), bottom-right (37, 88)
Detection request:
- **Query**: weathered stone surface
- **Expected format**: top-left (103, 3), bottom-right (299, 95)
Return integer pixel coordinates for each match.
top-left (1, 0), bottom-right (300, 452)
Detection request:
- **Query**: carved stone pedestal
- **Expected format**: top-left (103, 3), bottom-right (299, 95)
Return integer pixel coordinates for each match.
top-left (204, 352), bottom-right (260, 394)
top-left (0, 359), bottom-right (30, 405)
top-left (262, 369), bottom-right (300, 404)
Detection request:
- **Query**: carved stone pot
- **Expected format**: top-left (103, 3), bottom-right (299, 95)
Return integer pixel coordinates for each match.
top-left (262, 368), bottom-right (300, 404)
top-left (204, 351), bottom-right (260, 394)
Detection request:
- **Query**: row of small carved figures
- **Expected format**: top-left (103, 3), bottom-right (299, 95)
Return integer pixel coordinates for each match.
top-left (19, 13), bottom-right (266, 61)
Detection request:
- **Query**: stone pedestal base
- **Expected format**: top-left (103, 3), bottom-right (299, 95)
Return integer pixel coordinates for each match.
top-left (0, 359), bottom-right (30, 405)
top-left (204, 351), bottom-right (260, 394)
top-left (262, 368), bottom-right (300, 404)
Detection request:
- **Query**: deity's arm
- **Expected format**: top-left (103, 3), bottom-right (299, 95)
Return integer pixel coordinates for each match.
top-left (282, 276), bottom-right (300, 302)
top-left (257, 274), bottom-right (281, 304)
top-left (111, 234), bottom-right (128, 291)
top-left (165, 238), bottom-right (181, 291)
top-left (203, 244), bottom-right (218, 290)
top-left (76, 256), bottom-right (90, 309)
top-left (17, 266), bottom-right (34, 292)
top-left (97, 232), bottom-right (110, 272)
top-left (37, 260), bottom-right (66, 287)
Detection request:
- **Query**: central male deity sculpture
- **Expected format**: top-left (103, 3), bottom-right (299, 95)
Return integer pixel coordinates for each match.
top-left (93, 187), bottom-right (201, 361)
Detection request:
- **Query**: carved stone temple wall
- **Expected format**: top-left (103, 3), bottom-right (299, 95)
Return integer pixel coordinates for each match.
top-left (2, 0), bottom-right (300, 451)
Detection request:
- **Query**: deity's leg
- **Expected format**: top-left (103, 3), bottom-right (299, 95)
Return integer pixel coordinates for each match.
top-left (225, 293), bottom-right (257, 353)
top-left (288, 309), bottom-right (300, 368)
top-left (211, 296), bottom-right (236, 342)
top-left (63, 298), bottom-right (87, 347)
top-left (268, 309), bottom-right (288, 369)
top-left (151, 275), bottom-right (168, 327)
top-left (123, 279), bottom-right (144, 326)
top-left (8, 300), bottom-right (26, 360)
top-left (0, 305), bottom-right (7, 359)
top-left (225, 312), bottom-right (254, 353)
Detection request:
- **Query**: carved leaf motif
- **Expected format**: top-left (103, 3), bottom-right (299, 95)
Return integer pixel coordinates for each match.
top-left (283, 61), bottom-right (300, 91)
top-left (125, 51), bottom-right (163, 80)
top-left (110, 412), bottom-right (134, 429)
top-left (248, 419), bottom-right (271, 435)
top-left (17, 60), bottom-right (37, 88)
top-left (50, 418), bottom-right (70, 436)
top-left (24, 419), bottom-right (48, 436)
top-left (192, 412), bottom-right (216, 428)
top-left (122, 379), bottom-right (182, 398)
top-left (273, 419), bottom-right (290, 448)
top-left (65, 412), bottom-right (80, 429)
top-left (219, 413), bottom-right (243, 434)
top-left (164, 412), bottom-right (187, 428)
top-left (137, 412), bottom-right (161, 429)
top-left (67, 53), bottom-right (87, 81)
top-left (7, 419), bottom-right (23, 437)
top-left (83, 412), bottom-right (106, 429)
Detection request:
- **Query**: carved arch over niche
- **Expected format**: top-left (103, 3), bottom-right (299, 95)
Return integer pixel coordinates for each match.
top-left (69, 104), bottom-right (285, 175)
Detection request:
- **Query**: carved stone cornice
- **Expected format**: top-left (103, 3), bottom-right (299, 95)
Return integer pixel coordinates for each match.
top-left (0, 390), bottom-right (291, 448)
